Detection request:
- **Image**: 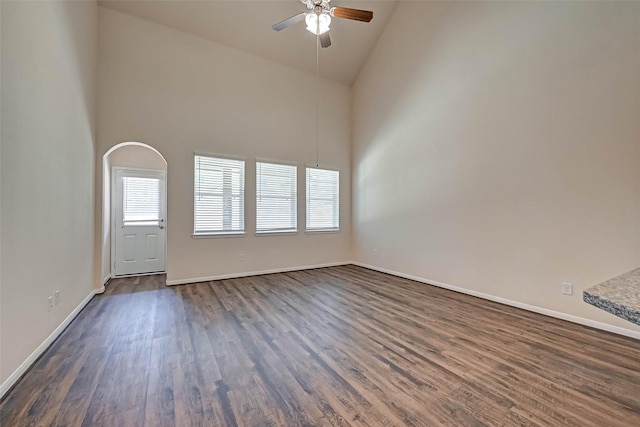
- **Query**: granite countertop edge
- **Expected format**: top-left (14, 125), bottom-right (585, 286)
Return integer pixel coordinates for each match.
top-left (583, 290), bottom-right (640, 326)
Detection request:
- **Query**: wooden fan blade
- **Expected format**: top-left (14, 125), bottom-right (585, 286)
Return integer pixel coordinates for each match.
top-left (272, 13), bottom-right (305, 31)
top-left (330, 7), bottom-right (373, 23)
top-left (319, 32), bottom-right (331, 48)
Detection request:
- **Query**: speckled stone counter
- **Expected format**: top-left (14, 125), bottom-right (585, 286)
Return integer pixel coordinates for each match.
top-left (583, 268), bottom-right (640, 326)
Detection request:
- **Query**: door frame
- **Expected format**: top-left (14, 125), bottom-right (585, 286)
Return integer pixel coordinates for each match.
top-left (111, 166), bottom-right (168, 277)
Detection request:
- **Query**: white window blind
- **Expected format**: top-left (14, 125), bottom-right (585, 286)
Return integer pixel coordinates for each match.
top-left (256, 162), bottom-right (297, 233)
top-left (194, 155), bottom-right (245, 234)
top-left (306, 167), bottom-right (339, 230)
top-left (122, 176), bottom-right (161, 225)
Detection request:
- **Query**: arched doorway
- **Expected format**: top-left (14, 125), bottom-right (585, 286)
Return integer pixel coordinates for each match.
top-left (102, 142), bottom-right (168, 279)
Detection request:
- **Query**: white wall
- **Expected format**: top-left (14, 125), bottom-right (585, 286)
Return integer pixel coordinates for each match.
top-left (1, 0), bottom-right (97, 385)
top-left (353, 2), bottom-right (640, 333)
top-left (0, 0), bottom-right (4, 380)
top-left (97, 8), bottom-right (351, 285)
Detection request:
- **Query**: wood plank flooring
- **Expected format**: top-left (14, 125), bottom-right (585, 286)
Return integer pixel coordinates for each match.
top-left (1, 265), bottom-right (639, 426)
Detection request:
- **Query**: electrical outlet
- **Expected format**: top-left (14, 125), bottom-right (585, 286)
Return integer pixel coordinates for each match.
top-left (562, 282), bottom-right (573, 296)
top-left (373, 248), bottom-right (379, 258)
top-left (239, 253), bottom-right (245, 263)
top-left (55, 290), bottom-right (60, 306)
top-left (48, 296), bottom-right (54, 312)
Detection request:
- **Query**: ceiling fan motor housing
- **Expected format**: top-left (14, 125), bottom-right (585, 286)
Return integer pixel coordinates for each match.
top-left (303, 0), bottom-right (331, 10)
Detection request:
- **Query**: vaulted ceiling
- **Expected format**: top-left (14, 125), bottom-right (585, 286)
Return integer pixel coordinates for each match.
top-left (98, 0), bottom-right (398, 86)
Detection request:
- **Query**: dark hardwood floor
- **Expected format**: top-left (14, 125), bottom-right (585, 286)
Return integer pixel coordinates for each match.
top-left (1, 265), bottom-right (639, 426)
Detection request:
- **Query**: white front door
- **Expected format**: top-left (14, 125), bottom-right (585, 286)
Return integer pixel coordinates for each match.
top-left (113, 168), bottom-right (166, 276)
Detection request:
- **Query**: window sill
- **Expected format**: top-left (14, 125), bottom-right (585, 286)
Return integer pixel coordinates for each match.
top-left (305, 228), bottom-right (341, 234)
top-left (192, 232), bottom-right (246, 239)
top-left (255, 230), bottom-right (299, 237)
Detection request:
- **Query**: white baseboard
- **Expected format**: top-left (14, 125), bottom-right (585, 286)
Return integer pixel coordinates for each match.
top-left (0, 287), bottom-right (103, 399)
top-left (102, 273), bottom-right (111, 285)
top-left (351, 261), bottom-right (640, 340)
top-left (166, 261), bottom-right (351, 286)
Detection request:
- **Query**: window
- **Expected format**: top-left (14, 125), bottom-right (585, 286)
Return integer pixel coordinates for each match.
top-left (306, 167), bottom-right (339, 231)
top-left (256, 162), bottom-right (297, 233)
top-left (194, 155), bottom-right (245, 235)
top-left (122, 176), bottom-right (162, 226)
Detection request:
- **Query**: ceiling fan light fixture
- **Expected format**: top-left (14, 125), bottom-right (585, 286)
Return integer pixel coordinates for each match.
top-left (305, 13), bottom-right (331, 35)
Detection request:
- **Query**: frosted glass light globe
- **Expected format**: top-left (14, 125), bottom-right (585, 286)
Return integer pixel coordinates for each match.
top-left (305, 13), bottom-right (331, 35)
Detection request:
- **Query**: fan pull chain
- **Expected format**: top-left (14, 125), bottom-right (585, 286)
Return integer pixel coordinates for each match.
top-left (315, 30), bottom-right (320, 168)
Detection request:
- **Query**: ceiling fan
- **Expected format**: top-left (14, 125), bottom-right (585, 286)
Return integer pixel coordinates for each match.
top-left (272, 0), bottom-right (374, 48)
